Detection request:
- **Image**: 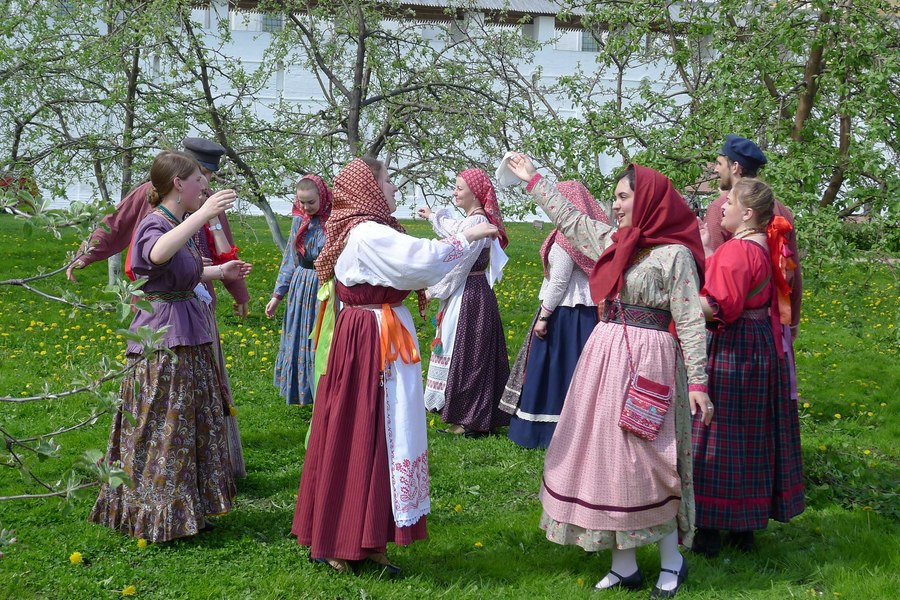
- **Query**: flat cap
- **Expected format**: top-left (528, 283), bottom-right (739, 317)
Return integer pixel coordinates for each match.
top-left (182, 137), bottom-right (226, 172)
top-left (720, 134), bottom-right (767, 172)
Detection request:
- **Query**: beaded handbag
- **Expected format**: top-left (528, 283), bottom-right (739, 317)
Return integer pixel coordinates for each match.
top-left (616, 299), bottom-right (673, 441)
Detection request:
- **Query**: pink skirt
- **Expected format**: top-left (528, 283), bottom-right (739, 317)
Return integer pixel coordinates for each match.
top-left (540, 320), bottom-right (682, 533)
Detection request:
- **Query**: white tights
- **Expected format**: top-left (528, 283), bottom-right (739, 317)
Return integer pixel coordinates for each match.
top-left (594, 531), bottom-right (683, 591)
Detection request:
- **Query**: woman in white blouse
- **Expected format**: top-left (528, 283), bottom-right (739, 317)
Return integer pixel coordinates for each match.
top-left (501, 181), bottom-right (610, 448)
top-left (291, 157), bottom-right (498, 575)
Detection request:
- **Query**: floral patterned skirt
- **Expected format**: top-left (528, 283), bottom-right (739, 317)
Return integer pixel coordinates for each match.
top-left (89, 344), bottom-right (236, 542)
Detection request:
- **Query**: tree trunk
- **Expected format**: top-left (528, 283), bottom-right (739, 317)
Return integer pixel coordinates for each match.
top-left (107, 253), bottom-right (122, 283)
top-left (820, 107), bottom-right (851, 207)
top-left (791, 9), bottom-right (831, 141)
top-left (257, 199), bottom-right (286, 252)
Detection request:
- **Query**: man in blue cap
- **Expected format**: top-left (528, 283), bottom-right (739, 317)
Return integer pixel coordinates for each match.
top-left (695, 136), bottom-right (804, 554)
top-left (701, 136), bottom-right (801, 342)
top-left (65, 136), bottom-right (248, 478)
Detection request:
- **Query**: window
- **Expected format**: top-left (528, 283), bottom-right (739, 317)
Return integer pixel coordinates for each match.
top-left (582, 29), bottom-right (602, 52)
top-left (262, 13), bottom-right (283, 33)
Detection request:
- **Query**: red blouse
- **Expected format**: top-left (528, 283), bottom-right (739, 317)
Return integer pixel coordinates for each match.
top-left (702, 239), bottom-right (772, 328)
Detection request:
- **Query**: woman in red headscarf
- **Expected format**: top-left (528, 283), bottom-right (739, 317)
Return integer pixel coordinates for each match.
top-left (292, 158), bottom-right (498, 574)
top-left (691, 178), bottom-right (804, 558)
top-left (265, 175), bottom-right (333, 405)
top-left (417, 168), bottom-right (511, 438)
top-left (500, 181), bottom-right (609, 449)
top-left (507, 154), bottom-right (712, 598)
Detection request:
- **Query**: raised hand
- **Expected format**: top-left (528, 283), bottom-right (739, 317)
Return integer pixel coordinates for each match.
top-left (416, 206), bottom-right (432, 220)
top-left (199, 189), bottom-right (237, 220)
top-left (506, 153), bottom-right (538, 182)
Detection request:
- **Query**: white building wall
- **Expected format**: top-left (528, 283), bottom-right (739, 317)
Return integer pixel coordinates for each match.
top-left (50, 6), bottom-right (670, 220)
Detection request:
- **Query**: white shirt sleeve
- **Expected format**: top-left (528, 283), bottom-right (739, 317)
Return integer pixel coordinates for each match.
top-left (335, 221), bottom-right (472, 290)
top-left (426, 215), bottom-right (490, 300)
top-left (430, 207), bottom-right (465, 237)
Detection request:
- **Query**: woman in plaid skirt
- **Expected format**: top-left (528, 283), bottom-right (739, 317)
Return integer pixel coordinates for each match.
top-left (693, 178), bottom-right (805, 557)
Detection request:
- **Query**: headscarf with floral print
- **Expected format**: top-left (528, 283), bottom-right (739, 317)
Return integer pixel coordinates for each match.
top-left (540, 180), bottom-right (609, 277)
top-left (459, 168), bottom-right (508, 249)
top-left (590, 164), bottom-right (704, 302)
top-left (292, 174), bottom-right (332, 257)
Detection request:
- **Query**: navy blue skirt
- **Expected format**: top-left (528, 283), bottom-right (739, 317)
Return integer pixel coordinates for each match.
top-left (508, 305), bottom-right (597, 449)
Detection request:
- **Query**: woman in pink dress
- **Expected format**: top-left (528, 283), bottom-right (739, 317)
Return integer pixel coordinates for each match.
top-left (507, 153), bottom-right (712, 598)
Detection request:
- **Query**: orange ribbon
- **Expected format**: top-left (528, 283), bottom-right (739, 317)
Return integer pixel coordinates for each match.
top-left (312, 297), bottom-right (329, 350)
top-left (767, 216), bottom-right (796, 325)
top-left (379, 303), bottom-right (421, 371)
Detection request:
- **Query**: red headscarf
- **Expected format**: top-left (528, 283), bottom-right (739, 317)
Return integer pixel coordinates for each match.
top-left (292, 174), bottom-right (332, 257)
top-left (459, 168), bottom-right (509, 249)
top-left (315, 159), bottom-right (405, 283)
top-left (540, 180), bottom-right (609, 276)
top-left (590, 164), bottom-right (705, 302)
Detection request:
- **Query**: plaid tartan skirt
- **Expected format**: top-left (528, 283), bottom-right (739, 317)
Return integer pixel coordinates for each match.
top-left (692, 315), bottom-right (805, 531)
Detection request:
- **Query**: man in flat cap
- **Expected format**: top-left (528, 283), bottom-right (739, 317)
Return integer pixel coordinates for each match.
top-left (702, 134), bottom-right (803, 391)
top-left (65, 136), bottom-right (248, 478)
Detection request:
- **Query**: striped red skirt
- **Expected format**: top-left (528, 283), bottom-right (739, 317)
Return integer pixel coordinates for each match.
top-left (291, 284), bottom-right (426, 560)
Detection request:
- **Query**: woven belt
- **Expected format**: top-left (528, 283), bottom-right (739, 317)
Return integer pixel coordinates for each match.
top-left (741, 307), bottom-right (770, 320)
top-left (601, 302), bottom-right (672, 331)
top-left (143, 290), bottom-right (197, 303)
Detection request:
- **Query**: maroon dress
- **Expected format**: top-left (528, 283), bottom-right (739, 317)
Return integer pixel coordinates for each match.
top-left (292, 283), bottom-right (427, 560)
top-left (439, 248), bottom-right (511, 432)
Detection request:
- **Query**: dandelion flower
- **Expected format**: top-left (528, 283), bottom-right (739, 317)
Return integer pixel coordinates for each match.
top-left (69, 551), bottom-right (83, 564)
top-left (122, 585), bottom-right (136, 596)
top-left (834, 413), bottom-right (842, 419)
top-left (137, 538), bottom-right (148, 549)
top-left (474, 541), bottom-right (484, 549)
top-left (454, 504), bottom-right (462, 513)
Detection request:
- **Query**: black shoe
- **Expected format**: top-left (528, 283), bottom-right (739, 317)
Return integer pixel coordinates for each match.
top-left (725, 530), bottom-right (755, 553)
top-left (649, 557), bottom-right (688, 599)
top-left (463, 428), bottom-right (490, 439)
top-left (691, 528), bottom-right (721, 558)
top-left (592, 568), bottom-right (644, 592)
top-left (364, 555), bottom-right (403, 578)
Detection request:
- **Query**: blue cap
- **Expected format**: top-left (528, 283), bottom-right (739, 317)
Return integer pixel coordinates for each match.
top-left (720, 135), bottom-right (767, 172)
top-left (182, 137), bottom-right (226, 172)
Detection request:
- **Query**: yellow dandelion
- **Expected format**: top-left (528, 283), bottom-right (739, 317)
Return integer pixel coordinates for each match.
top-left (137, 538), bottom-right (147, 549)
top-left (863, 449), bottom-right (871, 455)
top-left (428, 417), bottom-right (435, 428)
top-left (577, 578), bottom-right (585, 588)
top-left (454, 504), bottom-right (462, 513)
top-left (69, 551), bottom-right (83, 564)
top-left (474, 541), bottom-right (484, 549)
top-left (122, 585), bottom-right (136, 596)
top-left (834, 413), bottom-right (842, 420)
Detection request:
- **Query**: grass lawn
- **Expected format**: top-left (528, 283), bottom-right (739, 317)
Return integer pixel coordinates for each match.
top-left (0, 213), bottom-right (897, 599)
